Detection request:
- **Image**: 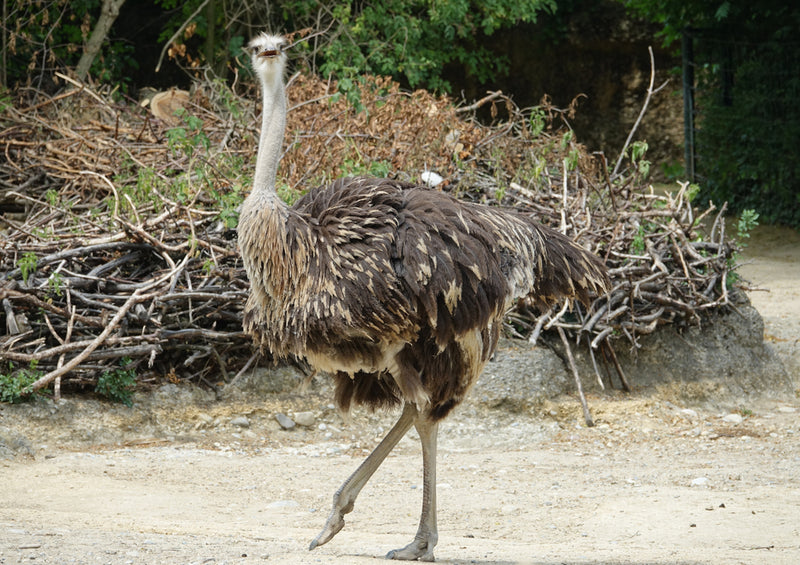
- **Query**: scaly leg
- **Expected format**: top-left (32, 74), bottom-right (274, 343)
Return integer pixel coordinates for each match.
top-left (309, 403), bottom-right (418, 550)
top-left (386, 415), bottom-right (439, 561)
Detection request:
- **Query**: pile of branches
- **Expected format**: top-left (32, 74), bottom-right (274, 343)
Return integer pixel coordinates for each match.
top-left (0, 69), bottom-right (737, 400)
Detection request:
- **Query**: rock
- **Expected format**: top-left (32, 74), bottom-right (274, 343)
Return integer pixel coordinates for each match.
top-left (230, 416), bottom-right (250, 428)
top-left (691, 477), bottom-right (709, 487)
top-left (471, 338), bottom-right (571, 412)
top-left (0, 428), bottom-right (34, 459)
top-left (543, 291), bottom-right (793, 406)
top-left (194, 413), bottom-right (214, 430)
top-left (778, 406), bottom-right (796, 414)
top-left (293, 411), bottom-right (316, 427)
top-left (275, 413), bottom-right (295, 430)
top-left (722, 413), bottom-right (744, 424)
top-left (242, 366), bottom-right (301, 394)
top-left (681, 408), bottom-right (699, 420)
top-left (266, 500), bottom-right (299, 510)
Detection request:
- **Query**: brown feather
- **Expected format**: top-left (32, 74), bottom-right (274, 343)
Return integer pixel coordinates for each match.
top-left (240, 176), bottom-right (609, 421)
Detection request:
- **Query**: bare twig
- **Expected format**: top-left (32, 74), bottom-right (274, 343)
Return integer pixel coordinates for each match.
top-left (558, 326), bottom-right (593, 427)
top-left (456, 90), bottom-right (504, 114)
top-left (154, 0), bottom-right (212, 73)
top-left (612, 47), bottom-right (670, 177)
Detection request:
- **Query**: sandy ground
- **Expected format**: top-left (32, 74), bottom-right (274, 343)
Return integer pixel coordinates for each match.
top-left (1, 224), bottom-right (798, 565)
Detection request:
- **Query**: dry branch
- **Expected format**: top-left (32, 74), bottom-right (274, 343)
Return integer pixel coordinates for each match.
top-left (0, 68), bottom-right (741, 398)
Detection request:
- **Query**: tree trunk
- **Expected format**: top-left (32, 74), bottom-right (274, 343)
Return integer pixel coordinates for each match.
top-left (75, 0), bottom-right (127, 81)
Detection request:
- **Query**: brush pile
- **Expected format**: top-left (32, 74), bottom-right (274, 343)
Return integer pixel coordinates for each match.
top-left (0, 70), bottom-right (737, 399)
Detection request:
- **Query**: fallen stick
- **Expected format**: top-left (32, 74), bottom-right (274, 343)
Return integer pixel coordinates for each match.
top-left (558, 326), bottom-right (594, 427)
top-left (29, 287), bottom-right (156, 392)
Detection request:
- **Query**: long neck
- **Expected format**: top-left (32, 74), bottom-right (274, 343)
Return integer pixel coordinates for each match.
top-left (253, 70), bottom-right (286, 194)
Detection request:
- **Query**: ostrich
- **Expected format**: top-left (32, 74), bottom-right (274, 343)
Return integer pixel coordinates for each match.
top-left (239, 33), bottom-right (610, 561)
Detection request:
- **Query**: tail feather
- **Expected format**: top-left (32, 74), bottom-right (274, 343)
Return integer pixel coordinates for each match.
top-left (529, 223), bottom-right (609, 308)
top-left (476, 204), bottom-right (609, 310)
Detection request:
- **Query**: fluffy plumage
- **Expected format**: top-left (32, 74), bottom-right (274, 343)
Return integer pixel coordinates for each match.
top-left (242, 175), bottom-right (607, 419)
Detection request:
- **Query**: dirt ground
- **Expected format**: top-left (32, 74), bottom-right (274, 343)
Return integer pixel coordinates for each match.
top-left (1, 224), bottom-right (798, 565)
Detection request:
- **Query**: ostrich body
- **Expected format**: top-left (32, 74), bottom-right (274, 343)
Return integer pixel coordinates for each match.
top-left (239, 33), bottom-right (609, 561)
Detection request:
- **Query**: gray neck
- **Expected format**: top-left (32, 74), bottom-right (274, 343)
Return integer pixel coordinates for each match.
top-left (252, 70), bottom-right (286, 194)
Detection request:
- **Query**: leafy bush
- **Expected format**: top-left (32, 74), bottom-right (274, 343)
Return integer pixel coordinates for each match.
top-left (0, 361), bottom-right (40, 403)
top-left (152, 0), bottom-right (555, 95)
top-left (95, 358), bottom-right (137, 406)
top-left (3, 0), bottom-right (137, 90)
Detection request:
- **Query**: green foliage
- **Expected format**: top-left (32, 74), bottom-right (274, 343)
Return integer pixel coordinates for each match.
top-left (132, 167), bottom-right (164, 210)
top-left (341, 155), bottom-right (393, 178)
top-left (631, 225), bottom-right (647, 255)
top-left (165, 108), bottom-right (211, 159)
top-left (629, 140), bottom-right (651, 179)
top-left (276, 181), bottom-right (303, 206)
top-left (630, 220), bottom-right (659, 256)
top-left (214, 183), bottom-right (245, 229)
top-left (736, 209), bottom-right (759, 243)
top-left (45, 188), bottom-right (60, 207)
top-left (47, 272), bottom-right (64, 297)
top-left (659, 160), bottom-right (684, 180)
top-left (155, 0), bottom-right (554, 93)
top-left (724, 208), bottom-right (759, 286)
top-left (3, 0), bottom-right (138, 89)
top-left (529, 107), bottom-right (547, 138)
top-left (17, 252), bottom-right (38, 284)
top-left (0, 361), bottom-right (40, 404)
top-left (685, 183), bottom-right (701, 202)
top-left (95, 358), bottom-right (137, 406)
top-left (0, 87), bottom-right (10, 111)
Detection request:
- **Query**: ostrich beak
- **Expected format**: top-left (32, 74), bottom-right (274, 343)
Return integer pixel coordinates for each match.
top-left (259, 48), bottom-right (281, 59)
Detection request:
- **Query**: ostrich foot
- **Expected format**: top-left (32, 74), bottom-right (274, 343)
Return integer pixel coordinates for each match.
top-left (386, 531), bottom-right (437, 562)
top-left (308, 499), bottom-right (350, 550)
top-left (308, 404), bottom-right (418, 552)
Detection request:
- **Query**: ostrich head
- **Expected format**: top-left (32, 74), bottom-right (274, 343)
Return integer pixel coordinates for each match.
top-left (248, 32), bottom-right (287, 84)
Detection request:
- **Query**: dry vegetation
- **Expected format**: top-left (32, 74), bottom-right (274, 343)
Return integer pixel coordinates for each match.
top-left (0, 70), bottom-right (738, 401)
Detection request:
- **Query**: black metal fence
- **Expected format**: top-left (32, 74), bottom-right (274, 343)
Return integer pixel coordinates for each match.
top-left (682, 30), bottom-right (800, 224)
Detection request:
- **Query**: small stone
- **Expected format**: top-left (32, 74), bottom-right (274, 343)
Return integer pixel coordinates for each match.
top-left (722, 413), bottom-right (743, 424)
top-left (266, 499), bottom-right (300, 510)
top-left (691, 477), bottom-right (709, 487)
top-left (230, 416), bottom-right (250, 428)
top-left (293, 411), bottom-right (316, 427)
top-left (681, 408), bottom-right (699, 419)
top-left (778, 406), bottom-right (796, 414)
top-left (275, 413), bottom-right (295, 430)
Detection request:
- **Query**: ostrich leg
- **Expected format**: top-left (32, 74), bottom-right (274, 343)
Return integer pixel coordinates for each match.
top-left (386, 414), bottom-right (439, 562)
top-left (310, 403), bottom-right (418, 550)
